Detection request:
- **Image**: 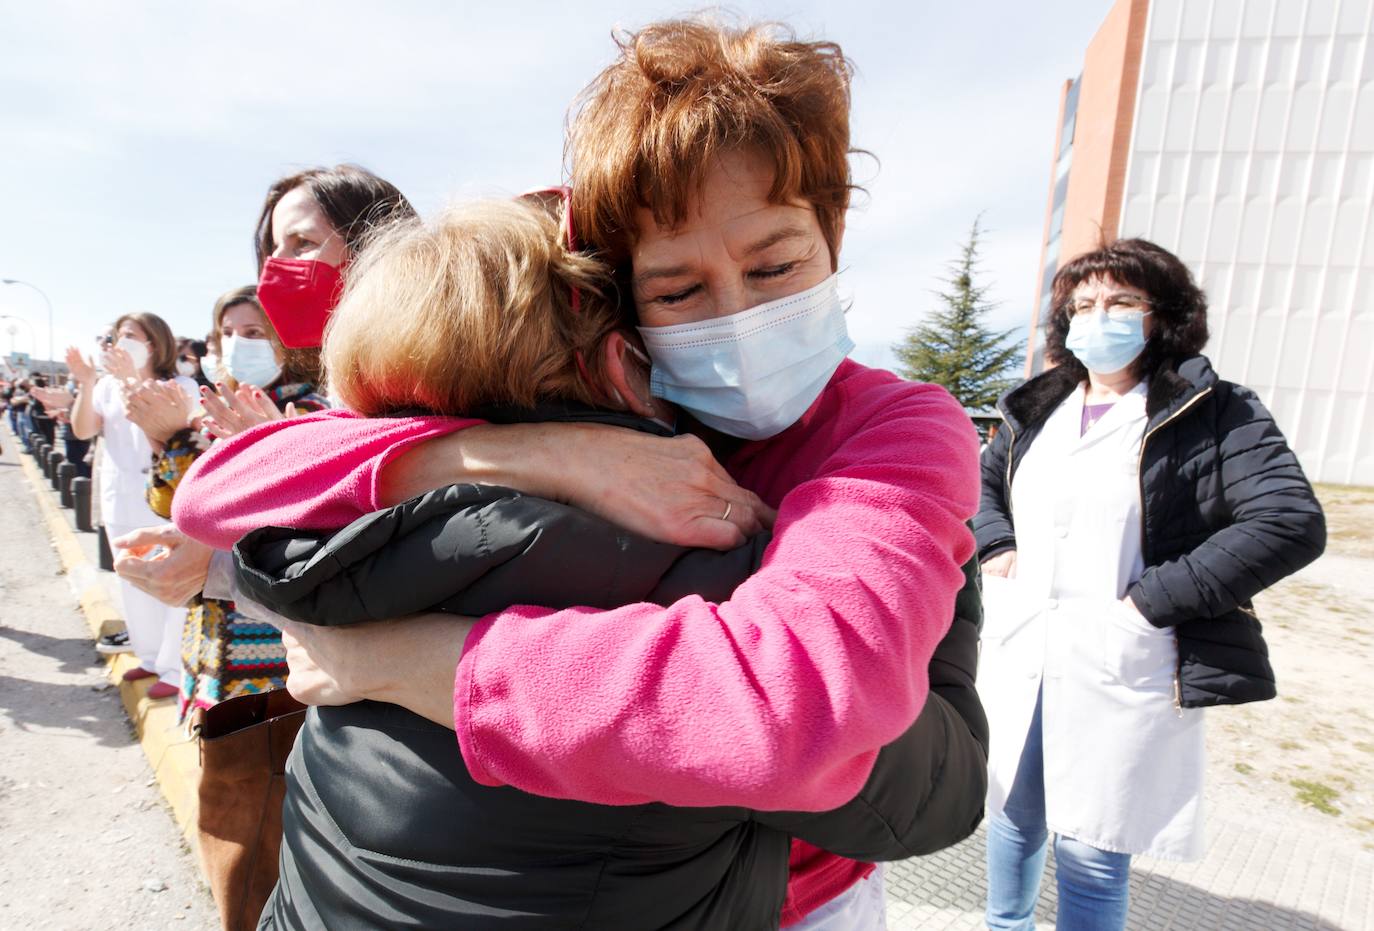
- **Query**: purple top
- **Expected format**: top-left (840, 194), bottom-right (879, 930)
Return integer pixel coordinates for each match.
top-left (1081, 402), bottom-right (1115, 436)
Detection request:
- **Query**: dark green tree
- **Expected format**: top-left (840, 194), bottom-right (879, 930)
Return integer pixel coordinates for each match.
top-left (892, 217), bottom-right (1023, 409)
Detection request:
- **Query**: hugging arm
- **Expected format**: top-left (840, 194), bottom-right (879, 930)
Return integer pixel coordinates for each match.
top-left (757, 553), bottom-right (987, 859)
top-left (175, 412), bottom-right (768, 552)
top-left (452, 386), bottom-right (979, 811)
top-left (220, 384), bottom-right (978, 813)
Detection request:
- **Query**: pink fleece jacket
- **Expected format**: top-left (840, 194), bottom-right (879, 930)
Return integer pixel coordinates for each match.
top-left (174, 359), bottom-right (980, 922)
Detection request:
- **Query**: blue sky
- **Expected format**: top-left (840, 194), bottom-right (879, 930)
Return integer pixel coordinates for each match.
top-left (0, 0), bottom-right (1112, 373)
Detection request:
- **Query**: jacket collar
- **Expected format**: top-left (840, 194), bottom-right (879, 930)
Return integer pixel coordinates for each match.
top-left (998, 354), bottom-right (1218, 434)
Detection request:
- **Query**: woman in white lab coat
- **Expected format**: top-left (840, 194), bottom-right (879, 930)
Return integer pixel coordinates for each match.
top-left (975, 239), bottom-right (1324, 931)
top-left (68, 312), bottom-right (200, 699)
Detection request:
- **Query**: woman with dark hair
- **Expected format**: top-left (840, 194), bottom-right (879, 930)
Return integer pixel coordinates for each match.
top-left (67, 311), bottom-right (199, 697)
top-left (252, 164), bottom-right (413, 351)
top-left (974, 238), bottom-right (1326, 930)
top-left (113, 164), bottom-right (416, 609)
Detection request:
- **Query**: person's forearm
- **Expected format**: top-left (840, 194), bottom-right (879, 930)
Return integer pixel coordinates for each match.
top-left (172, 411), bottom-right (477, 549)
top-left (377, 422), bottom-right (572, 508)
top-left (370, 615), bottom-right (473, 728)
top-left (70, 380), bottom-right (100, 440)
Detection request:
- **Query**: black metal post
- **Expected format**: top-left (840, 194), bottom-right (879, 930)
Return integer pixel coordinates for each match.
top-left (71, 477), bottom-right (93, 532)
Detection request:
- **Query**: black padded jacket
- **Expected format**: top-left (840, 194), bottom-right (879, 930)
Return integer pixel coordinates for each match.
top-left (236, 434), bottom-right (988, 929)
top-left (974, 354), bottom-right (1325, 708)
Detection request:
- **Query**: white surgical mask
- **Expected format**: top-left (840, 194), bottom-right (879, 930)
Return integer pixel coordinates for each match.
top-left (176, 359), bottom-right (198, 378)
top-left (115, 336), bottom-right (150, 371)
top-left (200, 355), bottom-right (222, 384)
top-left (220, 335), bottom-right (282, 389)
top-left (637, 274), bottom-right (853, 440)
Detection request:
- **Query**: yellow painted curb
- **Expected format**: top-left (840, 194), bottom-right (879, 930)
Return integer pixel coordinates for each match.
top-left (11, 436), bottom-right (201, 841)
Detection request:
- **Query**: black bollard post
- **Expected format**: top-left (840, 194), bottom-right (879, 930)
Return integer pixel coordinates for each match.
top-left (97, 525), bottom-right (114, 571)
top-left (71, 477), bottom-right (94, 532)
top-left (48, 451), bottom-right (64, 488)
top-left (58, 462), bottom-right (76, 507)
top-left (29, 434), bottom-right (43, 457)
top-left (37, 442), bottom-right (51, 470)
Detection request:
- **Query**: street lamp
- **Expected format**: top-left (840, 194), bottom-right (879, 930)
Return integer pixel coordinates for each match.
top-left (0, 314), bottom-right (37, 371)
top-left (1, 279), bottom-right (54, 378)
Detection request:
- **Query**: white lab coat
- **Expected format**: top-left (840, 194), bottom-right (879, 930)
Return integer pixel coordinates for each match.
top-left (980, 381), bottom-right (1206, 861)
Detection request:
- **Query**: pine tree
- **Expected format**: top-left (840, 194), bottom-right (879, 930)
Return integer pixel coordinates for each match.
top-left (892, 217), bottom-right (1024, 409)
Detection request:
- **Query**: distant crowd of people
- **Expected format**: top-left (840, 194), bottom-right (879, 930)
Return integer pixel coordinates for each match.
top-left (2, 14), bottom-right (1326, 931)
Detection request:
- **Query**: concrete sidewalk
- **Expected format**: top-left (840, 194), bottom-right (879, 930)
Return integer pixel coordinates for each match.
top-left (10, 422), bottom-right (1374, 930)
top-left (884, 797), bottom-right (1374, 929)
top-left (4, 425), bottom-right (202, 839)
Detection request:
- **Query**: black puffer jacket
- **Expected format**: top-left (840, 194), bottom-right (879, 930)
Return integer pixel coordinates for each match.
top-left (975, 354), bottom-right (1325, 707)
top-left (238, 466), bottom-right (988, 929)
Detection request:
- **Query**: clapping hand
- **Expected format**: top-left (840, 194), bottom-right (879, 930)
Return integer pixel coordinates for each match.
top-left (64, 346), bottom-right (97, 384)
top-left (105, 345), bottom-right (139, 384)
top-left (199, 382), bottom-right (286, 440)
top-left (30, 385), bottom-right (75, 411)
top-left (124, 380), bottom-right (195, 446)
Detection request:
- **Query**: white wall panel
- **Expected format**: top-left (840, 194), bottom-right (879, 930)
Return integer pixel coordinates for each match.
top-left (1113, 0), bottom-right (1374, 483)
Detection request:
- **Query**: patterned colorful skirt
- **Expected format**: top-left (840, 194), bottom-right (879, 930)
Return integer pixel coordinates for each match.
top-left (180, 596), bottom-right (289, 718)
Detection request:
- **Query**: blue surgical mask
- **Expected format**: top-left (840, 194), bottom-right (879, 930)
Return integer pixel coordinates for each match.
top-left (220, 335), bottom-right (282, 389)
top-left (637, 274), bottom-right (853, 441)
top-left (1065, 309), bottom-right (1152, 375)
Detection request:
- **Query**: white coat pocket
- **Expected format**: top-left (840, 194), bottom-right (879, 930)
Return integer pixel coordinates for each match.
top-left (981, 576), bottom-right (1038, 647)
top-left (1101, 600), bottom-right (1176, 689)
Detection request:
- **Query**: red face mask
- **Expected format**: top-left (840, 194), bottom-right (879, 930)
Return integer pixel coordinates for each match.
top-left (256, 257), bottom-right (345, 349)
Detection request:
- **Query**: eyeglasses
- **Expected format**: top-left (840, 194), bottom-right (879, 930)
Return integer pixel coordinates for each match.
top-left (1069, 293), bottom-right (1152, 319)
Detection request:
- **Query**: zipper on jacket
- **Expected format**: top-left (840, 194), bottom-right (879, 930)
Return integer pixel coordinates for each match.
top-left (1135, 386), bottom-right (1214, 717)
top-left (1003, 422), bottom-right (1018, 495)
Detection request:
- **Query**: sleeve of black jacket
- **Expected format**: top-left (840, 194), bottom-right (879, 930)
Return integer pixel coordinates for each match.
top-left (973, 426), bottom-right (1016, 562)
top-left (1129, 384), bottom-right (1327, 627)
top-left (754, 554), bottom-right (988, 860)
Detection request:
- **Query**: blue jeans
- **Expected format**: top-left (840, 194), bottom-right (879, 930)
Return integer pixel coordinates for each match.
top-left (985, 691), bottom-right (1132, 931)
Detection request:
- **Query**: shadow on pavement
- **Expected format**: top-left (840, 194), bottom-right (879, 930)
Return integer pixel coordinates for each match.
top-left (0, 625), bottom-right (105, 677)
top-left (0, 627), bottom-right (137, 749)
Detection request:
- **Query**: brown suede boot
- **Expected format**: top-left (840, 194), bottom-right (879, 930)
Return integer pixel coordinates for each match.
top-left (193, 689), bottom-right (307, 931)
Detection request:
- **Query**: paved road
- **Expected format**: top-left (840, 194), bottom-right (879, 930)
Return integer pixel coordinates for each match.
top-left (0, 436), bottom-right (218, 931)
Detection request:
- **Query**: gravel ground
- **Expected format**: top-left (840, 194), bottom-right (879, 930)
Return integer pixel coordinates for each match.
top-left (0, 444), bottom-right (219, 931)
top-left (1205, 483), bottom-right (1374, 850)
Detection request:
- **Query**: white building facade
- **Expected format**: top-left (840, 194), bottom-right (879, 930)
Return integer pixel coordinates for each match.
top-left (1116, 0), bottom-right (1374, 484)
